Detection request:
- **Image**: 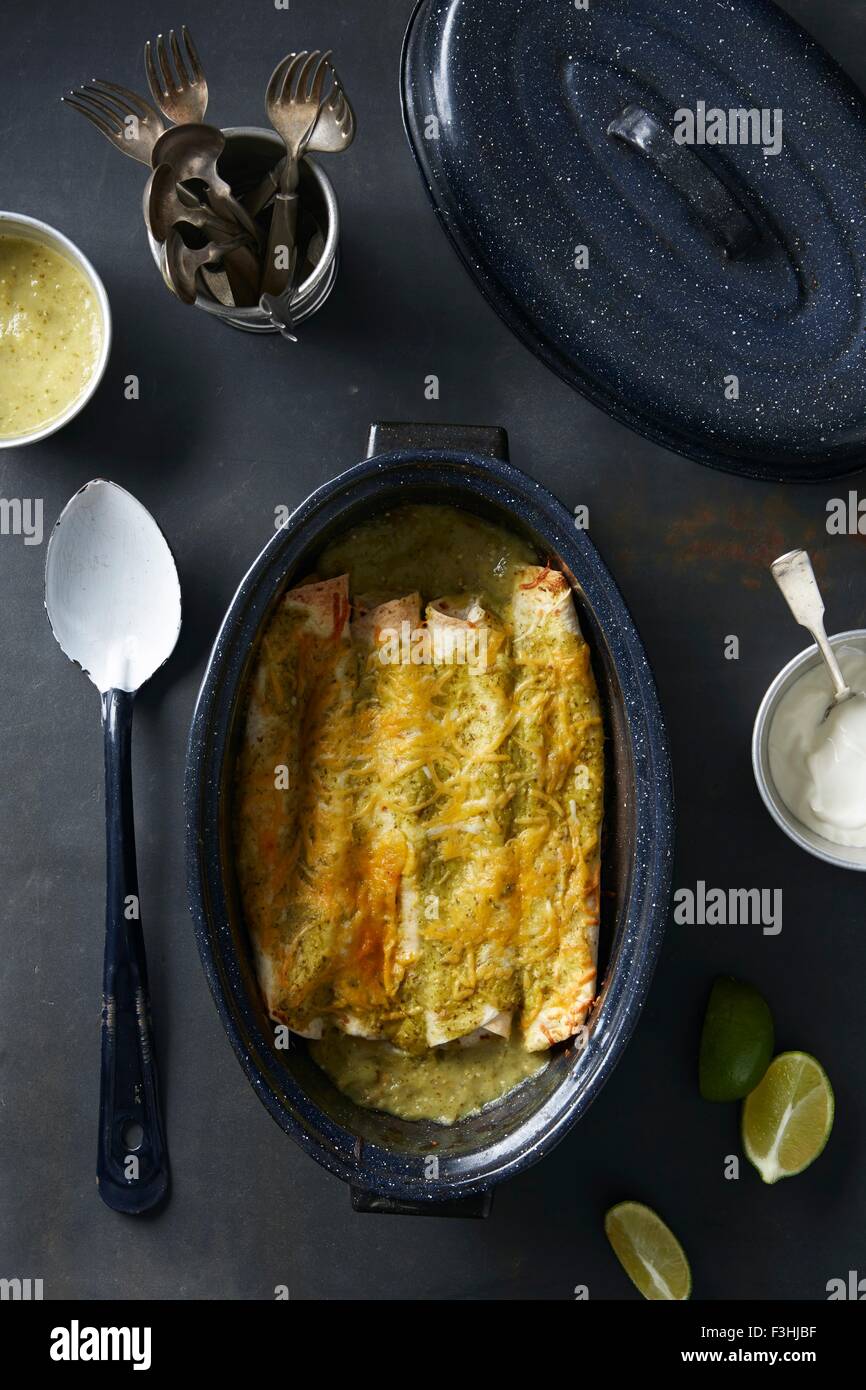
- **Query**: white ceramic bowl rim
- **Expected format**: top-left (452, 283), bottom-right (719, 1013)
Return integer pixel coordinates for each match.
top-left (0, 211), bottom-right (112, 449)
top-left (752, 629), bottom-right (866, 872)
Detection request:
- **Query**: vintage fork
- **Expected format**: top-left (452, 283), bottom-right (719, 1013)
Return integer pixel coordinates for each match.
top-left (145, 26), bottom-right (208, 125)
top-left (244, 70), bottom-right (355, 218)
top-left (261, 50), bottom-right (332, 295)
top-left (62, 79), bottom-right (166, 164)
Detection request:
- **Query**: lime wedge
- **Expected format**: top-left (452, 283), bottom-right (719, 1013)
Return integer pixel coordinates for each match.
top-left (699, 976), bottom-right (774, 1101)
top-left (742, 1052), bottom-right (834, 1184)
top-left (604, 1202), bottom-right (692, 1301)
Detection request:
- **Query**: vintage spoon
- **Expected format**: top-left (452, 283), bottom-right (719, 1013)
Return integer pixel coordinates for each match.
top-left (771, 549), bottom-right (865, 720)
top-left (150, 123), bottom-right (261, 243)
top-left (175, 178), bottom-right (236, 229)
top-left (144, 162), bottom-right (247, 244)
top-left (44, 481), bottom-right (181, 1214)
top-left (244, 65), bottom-right (355, 218)
top-left (157, 241), bottom-right (180, 299)
top-left (199, 265), bottom-right (236, 306)
top-left (163, 226), bottom-right (259, 306)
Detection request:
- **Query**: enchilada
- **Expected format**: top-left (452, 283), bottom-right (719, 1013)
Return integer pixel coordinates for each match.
top-left (234, 506), bottom-right (604, 1122)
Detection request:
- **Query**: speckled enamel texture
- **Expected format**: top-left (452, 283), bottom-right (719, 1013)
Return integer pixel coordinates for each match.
top-left (402, 0), bottom-right (866, 480)
top-left (185, 441), bottom-right (674, 1208)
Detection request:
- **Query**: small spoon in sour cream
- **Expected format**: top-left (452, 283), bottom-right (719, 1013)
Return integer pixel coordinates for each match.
top-left (771, 550), bottom-right (865, 720)
top-left (769, 549), bottom-right (866, 850)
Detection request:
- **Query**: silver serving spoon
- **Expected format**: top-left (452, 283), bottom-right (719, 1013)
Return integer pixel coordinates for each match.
top-left (44, 480), bottom-right (181, 1214)
top-left (149, 123), bottom-right (261, 244)
top-left (771, 549), bottom-right (865, 720)
top-left (163, 226), bottom-right (259, 306)
top-left (144, 162), bottom-right (246, 244)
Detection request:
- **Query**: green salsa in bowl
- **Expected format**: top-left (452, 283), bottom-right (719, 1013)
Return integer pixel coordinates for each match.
top-left (0, 212), bottom-right (110, 448)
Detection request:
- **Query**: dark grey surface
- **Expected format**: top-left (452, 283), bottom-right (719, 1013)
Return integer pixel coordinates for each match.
top-left (1, 0), bottom-right (864, 1300)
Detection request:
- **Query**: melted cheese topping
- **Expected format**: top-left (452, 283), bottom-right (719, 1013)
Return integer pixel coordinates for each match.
top-left (234, 509), bottom-right (604, 1103)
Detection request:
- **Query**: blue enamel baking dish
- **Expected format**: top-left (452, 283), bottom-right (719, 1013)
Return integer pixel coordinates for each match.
top-left (185, 422), bottom-right (674, 1215)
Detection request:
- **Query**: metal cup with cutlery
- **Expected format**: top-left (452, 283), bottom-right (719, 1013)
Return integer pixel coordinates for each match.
top-left (63, 27), bottom-right (353, 336)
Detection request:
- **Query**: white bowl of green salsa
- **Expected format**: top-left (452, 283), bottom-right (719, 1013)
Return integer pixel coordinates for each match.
top-left (0, 212), bottom-right (111, 449)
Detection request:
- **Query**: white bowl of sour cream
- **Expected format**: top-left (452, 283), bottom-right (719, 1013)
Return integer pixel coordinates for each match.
top-left (753, 631), bottom-right (866, 871)
top-left (0, 212), bottom-right (111, 448)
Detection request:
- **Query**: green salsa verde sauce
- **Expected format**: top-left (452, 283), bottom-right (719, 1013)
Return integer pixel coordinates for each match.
top-left (311, 1031), bottom-right (547, 1125)
top-left (316, 503), bottom-right (536, 628)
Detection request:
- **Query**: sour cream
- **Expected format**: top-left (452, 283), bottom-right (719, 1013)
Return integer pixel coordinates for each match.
top-left (769, 646), bottom-right (866, 849)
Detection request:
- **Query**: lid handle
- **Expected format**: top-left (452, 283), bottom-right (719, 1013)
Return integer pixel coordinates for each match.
top-left (608, 105), bottom-right (759, 260)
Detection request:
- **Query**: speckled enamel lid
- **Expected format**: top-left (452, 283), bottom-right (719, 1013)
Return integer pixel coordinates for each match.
top-left (402, 0), bottom-right (866, 480)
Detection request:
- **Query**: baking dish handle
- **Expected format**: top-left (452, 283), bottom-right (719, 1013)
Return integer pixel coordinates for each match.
top-left (351, 1187), bottom-right (494, 1218)
top-left (367, 420), bottom-right (509, 461)
top-left (607, 104), bottom-right (759, 259)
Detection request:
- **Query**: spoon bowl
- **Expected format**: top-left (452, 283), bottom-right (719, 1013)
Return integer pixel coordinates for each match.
top-left (163, 225), bottom-right (259, 306)
top-left (150, 123), bottom-right (260, 242)
top-left (145, 162), bottom-right (244, 246)
top-left (45, 480), bottom-right (181, 692)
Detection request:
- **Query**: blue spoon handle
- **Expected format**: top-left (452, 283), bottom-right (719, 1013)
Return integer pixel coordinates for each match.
top-left (97, 688), bottom-right (169, 1214)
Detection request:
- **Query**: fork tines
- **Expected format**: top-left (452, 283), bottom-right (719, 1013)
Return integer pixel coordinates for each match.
top-left (273, 49), bottom-right (335, 109)
top-left (62, 79), bottom-right (146, 133)
top-left (327, 83), bottom-right (351, 131)
top-left (62, 89), bottom-right (122, 139)
top-left (61, 77), bottom-right (165, 164)
top-left (145, 25), bottom-right (203, 102)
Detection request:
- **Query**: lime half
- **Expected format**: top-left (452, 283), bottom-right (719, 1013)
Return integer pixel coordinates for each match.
top-left (699, 976), bottom-right (774, 1102)
top-left (742, 1052), bottom-right (834, 1184)
top-left (604, 1202), bottom-right (692, 1300)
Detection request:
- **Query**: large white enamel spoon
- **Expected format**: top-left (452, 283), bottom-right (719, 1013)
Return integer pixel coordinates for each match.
top-left (44, 480), bottom-right (181, 1214)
